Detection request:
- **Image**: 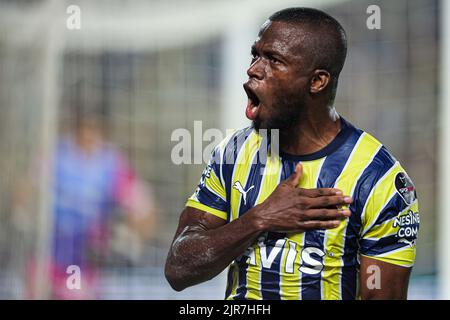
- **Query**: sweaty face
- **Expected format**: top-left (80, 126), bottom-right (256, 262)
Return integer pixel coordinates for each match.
top-left (243, 21), bottom-right (312, 131)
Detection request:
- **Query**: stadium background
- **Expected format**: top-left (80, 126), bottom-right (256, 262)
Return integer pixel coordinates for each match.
top-left (0, 0), bottom-right (446, 299)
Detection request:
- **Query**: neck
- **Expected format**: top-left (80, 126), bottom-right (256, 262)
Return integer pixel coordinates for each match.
top-left (280, 105), bottom-right (341, 156)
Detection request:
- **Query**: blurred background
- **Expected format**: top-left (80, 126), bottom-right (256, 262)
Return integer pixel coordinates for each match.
top-left (0, 0), bottom-right (445, 299)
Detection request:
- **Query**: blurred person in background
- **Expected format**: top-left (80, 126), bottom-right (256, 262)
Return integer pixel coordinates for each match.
top-left (15, 103), bottom-right (157, 299)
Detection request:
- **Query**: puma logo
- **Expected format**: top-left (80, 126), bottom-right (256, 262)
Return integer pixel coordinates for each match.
top-left (399, 238), bottom-right (416, 248)
top-left (233, 181), bottom-right (255, 205)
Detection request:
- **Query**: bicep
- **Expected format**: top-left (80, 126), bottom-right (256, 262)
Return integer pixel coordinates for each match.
top-left (359, 255), bottom-right (411, 300)
top-left (172, 206), bottom-right (227, 241)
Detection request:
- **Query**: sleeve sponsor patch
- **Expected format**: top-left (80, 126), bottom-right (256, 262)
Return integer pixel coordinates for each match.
top-left (394, 172), bottom-right (417, 206)
top-left (392, 209), bottom-right (420, 247)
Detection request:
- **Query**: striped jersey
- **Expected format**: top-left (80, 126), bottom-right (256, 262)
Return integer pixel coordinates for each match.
top-left (186, 117), bottom-right (420, 300)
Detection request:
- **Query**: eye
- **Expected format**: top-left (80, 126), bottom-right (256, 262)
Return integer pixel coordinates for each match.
top-left (268, 54), bottom-right (280, 64)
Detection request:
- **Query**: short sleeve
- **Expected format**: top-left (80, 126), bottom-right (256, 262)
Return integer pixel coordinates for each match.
top-left (359, 164), bottom-right (420, 267)
top-left (186, 145), bottom-right (228, 220)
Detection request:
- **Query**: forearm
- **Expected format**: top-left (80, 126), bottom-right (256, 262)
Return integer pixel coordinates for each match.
top-left (165, 210), bottom-right (261, 291)
top-left (165, 174), bottom-right (350, 291)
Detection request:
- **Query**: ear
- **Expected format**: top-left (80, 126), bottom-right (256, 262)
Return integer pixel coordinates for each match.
top-left (310, 69), bottom-right (331, 94)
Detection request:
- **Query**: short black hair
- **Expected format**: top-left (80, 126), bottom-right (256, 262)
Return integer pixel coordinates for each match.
top-left (269, 7), bottom-right (347, 79)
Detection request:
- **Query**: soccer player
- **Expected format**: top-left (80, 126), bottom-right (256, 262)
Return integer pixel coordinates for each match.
top-left (165, 7), bottom-right (419, 300)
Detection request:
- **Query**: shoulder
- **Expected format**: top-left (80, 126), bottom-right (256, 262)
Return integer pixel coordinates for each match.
top-left (360, 131), bottom-right (410, 181)
top-left (212, 126), bottom-right (256, 165)
top-left (350, 125), bottom-right (398, 175)
top-left (356, 130), bottom-right (417, 213)
top-left (351, 127), bottom-right (417, 208)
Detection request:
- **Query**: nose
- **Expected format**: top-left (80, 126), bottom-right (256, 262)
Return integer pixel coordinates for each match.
top-left (247, 58), bottom-right (264, 80)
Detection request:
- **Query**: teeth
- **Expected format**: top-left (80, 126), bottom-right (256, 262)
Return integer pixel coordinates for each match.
top-left (252, 106), bottom-right (258, 112)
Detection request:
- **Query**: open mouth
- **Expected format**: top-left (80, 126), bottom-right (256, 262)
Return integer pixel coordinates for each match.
top-left (244, 84), bottom-right (261, 121)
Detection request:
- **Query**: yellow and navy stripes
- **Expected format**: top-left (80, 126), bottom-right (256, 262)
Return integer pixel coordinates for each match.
top-left (186, 118), bottom-right (419, 300)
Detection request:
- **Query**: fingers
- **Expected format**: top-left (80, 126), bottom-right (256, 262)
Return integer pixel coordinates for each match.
top-left (306, 195), bottom-right (353, 208)
top-left (298, 220), bottom-right (343, 230)
top-left (298, 188), bottom-right (343, 197)
top-left (285, 163), bottom-right (303, 187)
top-left (304, 208), bottom-right (351, 221)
